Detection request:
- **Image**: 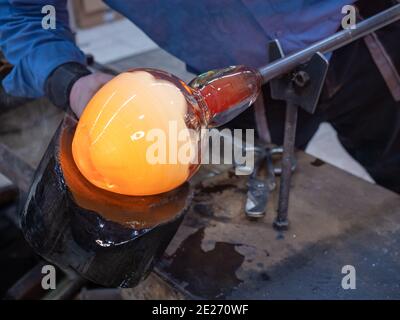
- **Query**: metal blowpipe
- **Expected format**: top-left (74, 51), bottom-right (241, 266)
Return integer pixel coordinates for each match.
top-left (258, 3), bottom-right (400, 83)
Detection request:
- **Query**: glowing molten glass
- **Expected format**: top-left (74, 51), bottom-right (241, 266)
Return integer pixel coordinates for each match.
top-left (72, 66), bottom-right (261, 196)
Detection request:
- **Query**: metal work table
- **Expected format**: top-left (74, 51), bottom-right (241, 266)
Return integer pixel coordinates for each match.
top-left (141, 153), bottom-right (400, 299)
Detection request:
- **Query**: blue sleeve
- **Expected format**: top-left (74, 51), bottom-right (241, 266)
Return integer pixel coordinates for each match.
top-left (0, 0), bottom-right (87, 98)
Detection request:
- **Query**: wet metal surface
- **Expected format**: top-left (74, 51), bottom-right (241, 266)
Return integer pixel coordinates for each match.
top-left (162, 228), bottom-right (244, 299)
top-left (156, 153), bottom-right (400, 299)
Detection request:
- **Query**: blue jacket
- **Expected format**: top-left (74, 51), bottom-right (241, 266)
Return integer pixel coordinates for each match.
top-left (0, 0), bottom-right (353, 98)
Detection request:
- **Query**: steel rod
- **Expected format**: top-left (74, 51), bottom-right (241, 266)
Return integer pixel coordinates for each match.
top-left (274, 101), bottom-right (298, 230)
top-left (258, 3), bottom-right (400, 83)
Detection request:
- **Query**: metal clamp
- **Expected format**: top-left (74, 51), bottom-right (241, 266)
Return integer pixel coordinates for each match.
top-left (268, 40), bottom-right (329, 230)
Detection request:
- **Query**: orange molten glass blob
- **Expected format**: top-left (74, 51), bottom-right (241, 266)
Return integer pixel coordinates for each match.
top-left (72, 67), bottom-right (261, 196)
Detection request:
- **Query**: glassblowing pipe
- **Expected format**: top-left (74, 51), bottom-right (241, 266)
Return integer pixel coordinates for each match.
top-left (258, 3), bottom-right (400, 84)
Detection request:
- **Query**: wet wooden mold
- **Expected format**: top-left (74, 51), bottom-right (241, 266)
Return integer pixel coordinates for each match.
top-left (20, 115), bottom-right (193, 288)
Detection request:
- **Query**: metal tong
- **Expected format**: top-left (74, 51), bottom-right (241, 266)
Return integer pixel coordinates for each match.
top-left (244, 146), bottom-right (296, 219)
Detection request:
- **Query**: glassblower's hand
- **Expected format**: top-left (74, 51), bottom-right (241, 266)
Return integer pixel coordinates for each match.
top-left (69, 72), bottom-right (114, 118)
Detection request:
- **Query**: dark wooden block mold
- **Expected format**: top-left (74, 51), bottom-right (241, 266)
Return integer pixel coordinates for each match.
top-left (21, 115), bottom-right (193, 287)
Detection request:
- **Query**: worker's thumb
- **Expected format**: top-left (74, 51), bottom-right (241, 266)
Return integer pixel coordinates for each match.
top-left (69, 72), bottom-right (114, 118)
